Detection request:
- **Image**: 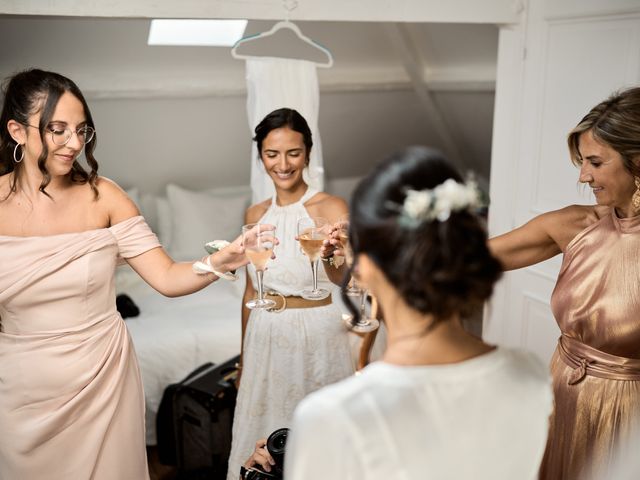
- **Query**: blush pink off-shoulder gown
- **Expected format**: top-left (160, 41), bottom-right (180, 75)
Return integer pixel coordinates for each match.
top-left (0, 216), bottom-right (160, 480)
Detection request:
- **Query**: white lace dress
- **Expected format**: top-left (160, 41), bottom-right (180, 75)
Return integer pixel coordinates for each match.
top-left (226, 188), bottom-right (354, 479)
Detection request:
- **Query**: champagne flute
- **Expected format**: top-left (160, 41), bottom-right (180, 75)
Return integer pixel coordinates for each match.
top-left (297, 216), bottom-right (331, 300)
top-left (243, 223), bottom-right (276, 310)
top-left (338, 217), bottom-right (379, 333)
top-left (348, 289), bottom-right (380, 333)
top-left (336, 214), bottom-right (361, 297)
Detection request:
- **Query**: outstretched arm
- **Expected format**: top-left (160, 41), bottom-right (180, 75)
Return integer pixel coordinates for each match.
top-left (126, 235), bottom-right (248, 297)
top-left (488, 206), bottom-right (592, 271)
top-left (103, 178), bottom-right (257, 297)
top-left (489, 216), bottom-right (561, 271)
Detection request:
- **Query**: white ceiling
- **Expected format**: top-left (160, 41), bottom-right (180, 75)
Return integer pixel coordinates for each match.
top-left (0, 13), bottom-right (500, 191)
top-left (0, 17), bottom-right (499, 98)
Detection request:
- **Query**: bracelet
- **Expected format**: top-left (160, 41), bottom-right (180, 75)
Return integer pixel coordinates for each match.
top-left (321, 253), bottom-right (344, 269)
top-left (192, 255), bottom-right (238, 281)
top-left (204, 239), bottom-right (230, 254)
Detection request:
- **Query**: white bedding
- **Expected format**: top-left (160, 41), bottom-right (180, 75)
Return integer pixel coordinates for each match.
top-left (120, 266), bottom-right (385, 445)
top-left (121, 267), bottom-right (244, 445)
top-left (119, 181), bottom-right (382, 445)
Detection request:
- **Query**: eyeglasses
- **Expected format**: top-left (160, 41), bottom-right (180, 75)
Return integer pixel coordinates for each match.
top-left (25, 123), bottom-right (96, 146)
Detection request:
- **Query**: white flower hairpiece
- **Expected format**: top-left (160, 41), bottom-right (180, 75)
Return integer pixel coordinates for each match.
top-left (398, 178), bottom-right (482, 226)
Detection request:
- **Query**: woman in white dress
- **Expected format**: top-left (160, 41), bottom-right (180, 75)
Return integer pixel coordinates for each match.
top-left (245, 147), bottom-right (553, 479)
top-left (226, 108), bottom-right (355, 480)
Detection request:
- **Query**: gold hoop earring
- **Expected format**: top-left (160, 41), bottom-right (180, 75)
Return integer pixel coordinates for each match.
top-left (633, 177), bottom-right (640, 213)
top-left (13, 143), bottom-right (24, 163)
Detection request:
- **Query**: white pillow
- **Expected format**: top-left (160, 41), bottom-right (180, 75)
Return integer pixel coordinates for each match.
top-left (166, 184), bottom-right (249, 261)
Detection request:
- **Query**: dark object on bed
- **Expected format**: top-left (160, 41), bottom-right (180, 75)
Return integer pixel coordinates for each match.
top-left (116, 293), bottom-right (140, 318)
top-left (156, 355), bottom-right (240, 479)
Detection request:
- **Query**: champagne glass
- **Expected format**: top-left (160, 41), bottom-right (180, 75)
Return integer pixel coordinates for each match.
top-left (348, 289), bottom-right (380, 333)
top-left (336, 214), bottom-right (361, 297)
top-left (243, 223), bottom-right (276, 310)
top-left (297, 216), bottom-right (331, 300)
top-left (338, 217), bottom-right (379, 333)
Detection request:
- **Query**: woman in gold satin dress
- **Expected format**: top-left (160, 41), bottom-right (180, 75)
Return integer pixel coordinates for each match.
top-left (490, 87), bottom-right (640, 479)
top-left (0, 69), bottom-right (262, 479)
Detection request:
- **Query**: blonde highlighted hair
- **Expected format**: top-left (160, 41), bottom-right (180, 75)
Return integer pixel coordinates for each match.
top-left (568, 86), bottom-right (640, 178)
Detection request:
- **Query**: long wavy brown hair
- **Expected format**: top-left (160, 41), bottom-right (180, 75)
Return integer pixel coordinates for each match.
top-left (0, 68), bottom-right (99, 200)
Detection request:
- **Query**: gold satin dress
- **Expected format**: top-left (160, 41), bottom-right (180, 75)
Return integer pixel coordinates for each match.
top-left (541, 209), bottom-right (640, 480)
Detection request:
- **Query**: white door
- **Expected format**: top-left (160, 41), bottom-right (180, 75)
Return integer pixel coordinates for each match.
top-left (484, 1), bottom-right (640, 363)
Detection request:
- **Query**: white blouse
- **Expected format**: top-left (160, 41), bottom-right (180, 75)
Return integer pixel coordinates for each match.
top-left (284, 347), bottom-right (553, 480)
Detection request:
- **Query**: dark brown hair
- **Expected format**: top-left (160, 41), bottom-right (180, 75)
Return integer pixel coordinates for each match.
top-left (253, 108), bottom-right (312, 165)
top-left (344, 146), bottom-right (502, 326)
top-left (0, 68), bottom-right (99, 198)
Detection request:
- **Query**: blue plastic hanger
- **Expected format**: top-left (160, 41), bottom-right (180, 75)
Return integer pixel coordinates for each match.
top-left (231, 20), bottom-right (334, 68)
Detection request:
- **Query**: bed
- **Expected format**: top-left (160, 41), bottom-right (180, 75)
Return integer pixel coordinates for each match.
top-left (119, 265), bottom-right (245, 444)
top-left (118, 183), bottom-right (252, 444)
top-left (119, 180), bottom-right (383, 445)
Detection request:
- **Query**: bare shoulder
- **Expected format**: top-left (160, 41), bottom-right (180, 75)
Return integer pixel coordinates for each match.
top-left (542, 204), bottom-right (598, 229)
top-left (304, 192), bottom-right (348, 222)
top-left (540, 204), bottom-right (599, 249)
top-left (245, 198), bottom-right (271, 224)
top-left (95, 176), bottom-right (140, 225)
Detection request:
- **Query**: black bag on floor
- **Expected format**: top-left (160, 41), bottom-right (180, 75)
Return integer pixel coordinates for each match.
top-left (156, 354), bottom-right (240, 479)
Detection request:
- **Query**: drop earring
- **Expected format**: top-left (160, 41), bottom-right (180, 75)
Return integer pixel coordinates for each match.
top-left (633, 177), bottom-right (640, 213)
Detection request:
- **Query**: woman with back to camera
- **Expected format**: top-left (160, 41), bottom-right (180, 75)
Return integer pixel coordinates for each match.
top-left (226, 107), bottom-right (354, 480)
top-left (0, 68), bottom-right (262, 479)
top-left (274, 147), bottom-right (552, 479)
top-left (489, 87), bottom-right (640, 479)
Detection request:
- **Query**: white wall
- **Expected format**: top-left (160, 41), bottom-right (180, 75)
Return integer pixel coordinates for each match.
top-left (90, 89), bottom-right (494, 195)
top-left (485, 1), bottom-right (640, 362)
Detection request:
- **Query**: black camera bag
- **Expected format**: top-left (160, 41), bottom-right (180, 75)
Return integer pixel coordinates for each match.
top-left (156, 354), bottom-right (240, 479)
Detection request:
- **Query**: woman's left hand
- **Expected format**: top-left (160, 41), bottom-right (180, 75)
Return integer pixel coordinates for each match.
top-left (212, 225), bottom-right (278, 273)
top-left (321, 225), bottom-right (345, 260)
top-left (242, 438), bottom-right (275, 474)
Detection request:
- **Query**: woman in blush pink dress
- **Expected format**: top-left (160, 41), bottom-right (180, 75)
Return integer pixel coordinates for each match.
top-left (0, 69), bottom-right (263, 480)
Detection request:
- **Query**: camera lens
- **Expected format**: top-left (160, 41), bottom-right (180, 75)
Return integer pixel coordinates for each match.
top-left (267, 428), bottom-right (289, 456)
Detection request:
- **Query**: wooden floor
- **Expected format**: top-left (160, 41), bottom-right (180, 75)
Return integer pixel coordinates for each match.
top-left (147, 446), bottom-right (178, 480)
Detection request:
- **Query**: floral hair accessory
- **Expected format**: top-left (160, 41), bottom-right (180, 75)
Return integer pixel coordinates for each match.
top-left (396, 178), bottom-right (482, 227)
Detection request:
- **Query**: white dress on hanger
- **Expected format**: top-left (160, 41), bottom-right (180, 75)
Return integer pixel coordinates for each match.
top-left (226, 187), bottom-right (354, 479)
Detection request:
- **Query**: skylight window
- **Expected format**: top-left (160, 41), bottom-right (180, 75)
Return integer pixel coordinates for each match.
top-left (148, 19), bottom-right (248, 47)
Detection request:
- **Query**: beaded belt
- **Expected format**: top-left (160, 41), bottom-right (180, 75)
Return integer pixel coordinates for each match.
top-left (557, 334), bottom-right (640, 384)
top-left (264, 292), bottom-right (332, 313)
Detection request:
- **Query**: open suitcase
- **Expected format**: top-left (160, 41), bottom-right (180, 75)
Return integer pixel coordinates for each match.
top-left (156, 354), bottom-right (240, 479)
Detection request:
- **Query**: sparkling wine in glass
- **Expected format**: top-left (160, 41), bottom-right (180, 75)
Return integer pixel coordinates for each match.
top-left (243, 223), bottom-right (276, 310)
top-left (297, 216), bottom-right (331, 301)
top-left (337, 214), bottom-right (361, 297)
